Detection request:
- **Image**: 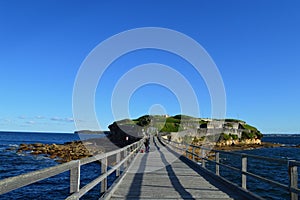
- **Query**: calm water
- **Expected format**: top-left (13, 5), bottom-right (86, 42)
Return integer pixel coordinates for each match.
top-left (205, 135), bottom-right (300, 200)
top-left (1, 132), bottom-right (300, 199)
top-left (0, 131), bottom-right (112, 200)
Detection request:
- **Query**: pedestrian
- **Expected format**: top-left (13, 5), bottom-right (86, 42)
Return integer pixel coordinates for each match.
top-left (144, 137), bottom-right (150, 153)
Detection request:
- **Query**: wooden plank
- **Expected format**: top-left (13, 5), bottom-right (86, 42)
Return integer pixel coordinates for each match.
top-left (0, 139), bottom-right (143, 198)
top-left (101, 157), bottom-right (108, 193)
top-left (242, 155), bottom-right (247, 189)
top-left (123, 148), bottom-right (128, 168)
top-left (216, 152), bottom-right (220, 176)
top-left (289, 162), bottom-right (298, 200)
top-left (67, 150), bottom-right (136, 199)
top-left (70, 160), bottom-right (80, 193)
top-left (192, 146), bottom-right (195, 161)
top-left (201, 148), bottom-right (206, 168)
top-left (116, 152), bottom-right (121, 177)
top-left (0, 160), bottom-right (77, 195)
top-left (107, 137), bottom-right (247, 200)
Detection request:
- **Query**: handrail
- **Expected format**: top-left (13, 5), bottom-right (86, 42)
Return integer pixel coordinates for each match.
top-left (161, 137), bottom-right (299, 200)
top-left (0, 160), bottom-right (80, 195)
top-left (0, 139), bottom-right (144, 199)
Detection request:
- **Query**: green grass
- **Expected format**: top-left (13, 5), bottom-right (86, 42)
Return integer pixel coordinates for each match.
top-left (242, 124), bottom-right (258, 131)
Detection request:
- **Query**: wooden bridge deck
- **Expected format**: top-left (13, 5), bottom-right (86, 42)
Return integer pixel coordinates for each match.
top-left (105, 137), bottom-right (246, 200)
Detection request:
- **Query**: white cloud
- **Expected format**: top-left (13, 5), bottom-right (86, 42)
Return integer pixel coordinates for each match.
top-left (65, 117), bottom-right (74, 122)
top-left (51, 117), bottom-right (62, 121)
top-left (51, 117), bottom-right (74, 123)
top-left (36, 116), bottom-right (44, 119)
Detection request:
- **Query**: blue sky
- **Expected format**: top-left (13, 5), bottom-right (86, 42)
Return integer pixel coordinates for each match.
top-left (0, 0), bottom-right (299, 133)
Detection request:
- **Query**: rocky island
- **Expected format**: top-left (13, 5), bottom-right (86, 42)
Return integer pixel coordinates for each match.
top-left (15, 114), bottom-right (279, 162)
top-left (112, 115), bottom-right (264, 146)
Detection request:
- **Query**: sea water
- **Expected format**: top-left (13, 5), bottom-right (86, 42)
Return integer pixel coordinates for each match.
top-left (1, 132), bottom-right (300, 199)
top-left (0, 131), bottom-right (109, 200)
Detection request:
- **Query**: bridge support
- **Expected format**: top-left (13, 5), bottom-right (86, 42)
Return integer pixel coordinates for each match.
top-left (289, 160), bottom-right (298, 200)
top-left (192, 146), bottom-right (195, 161)
top-left (124, 149), bottom-right (128, 168)
top-left (201, 148), bottom-right (206, 168)
top-left (216, 152), bottom-right (220, 176)
top-left (70, 160), bottom-right (80, 194)
top-left (242, 154), bottom-right (247, 189)
top-left (116, 152), bottom-right (121, 177)
top-left (101, 157), bottom-right (107, 193)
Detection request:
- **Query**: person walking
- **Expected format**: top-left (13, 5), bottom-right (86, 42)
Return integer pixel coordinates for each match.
top-left (144, 136), bottom-right (150, 153)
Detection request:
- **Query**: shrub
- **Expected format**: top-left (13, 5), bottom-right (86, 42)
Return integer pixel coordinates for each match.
top-left (136, 115), bottom-right (152, 127)
top-left (220, 133), bottom-right (231, 140)
top-left (230, 134), bottom-right (238, 140)
top-left (241, 131), bottom-right (256, 140)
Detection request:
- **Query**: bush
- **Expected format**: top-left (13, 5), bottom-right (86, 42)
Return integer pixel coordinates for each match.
top-left (256, 131), bottom-right (263, 139)
top-left (160, 122), bottom-right (179, 132)
top-left (230, 134), bottom-right (238, 140)
top-left (220, 133), bottom-right (231, 140)
top-left (136, 115), bottom-right (152, 127)
top-left (241, 131), bottom-right (255, 140)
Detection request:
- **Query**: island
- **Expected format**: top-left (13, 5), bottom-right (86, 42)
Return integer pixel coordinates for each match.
top-left (15, 114), bottom-right (280, 162)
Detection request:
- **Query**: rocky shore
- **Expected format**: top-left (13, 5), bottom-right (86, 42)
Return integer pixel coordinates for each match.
top-left (213, 142), bottom-right (282, 151)
top-left (15, 131), bottom-right (141, 163)
top-left (16, 140), bottom-right (104, 163)
top-left (14, 139), bottom-right (284, 163)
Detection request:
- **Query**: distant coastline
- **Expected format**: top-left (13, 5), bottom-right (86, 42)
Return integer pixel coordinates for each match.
top-left (263, 134), bottom-right (300, 137)
top-left (74, 130), bottom-right (109, 134)
top-left (0, 130), bottom-right (74, 134)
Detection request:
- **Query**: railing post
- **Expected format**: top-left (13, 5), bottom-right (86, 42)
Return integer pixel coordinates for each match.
top-left (101, 157), bottom-right (107, 193)
top-left (185, 143), bottom-right (188, 158)
top-left (192, 146), bottom-right (195, 161)
top-left (127, 146), bottom-right (131, 163)
top-left (124, 148), bottom-right (128, 168)
top-left (289, 160), bottom-right (298, 200)
top-left (242, 154), bottom-right (247, 189)
top-left (70, 160), bottom-right (80, 194)
top-left (116, 152), bottom-right (121, 177)
top-left (216, 152), bottom-right (220, 176)
top-left (201, 148), bottom-right (206, 168)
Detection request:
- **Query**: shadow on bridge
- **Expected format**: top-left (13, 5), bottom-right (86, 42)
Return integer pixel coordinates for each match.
top-left (153, 137), bottom-right (195, 199)
top-left (125, 151), bottom-right (149, 199)
top-left (118, 137), bottom-right (243, 199)
top-left (156, 137), bottom-right (239, 199)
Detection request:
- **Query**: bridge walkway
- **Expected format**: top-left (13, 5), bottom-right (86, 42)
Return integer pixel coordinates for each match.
top-left (106, 137), bottom-right (245, 200)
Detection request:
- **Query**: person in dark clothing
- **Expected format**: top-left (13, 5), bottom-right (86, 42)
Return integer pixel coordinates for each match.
top-left (144, 137), bottom-right (150, 153)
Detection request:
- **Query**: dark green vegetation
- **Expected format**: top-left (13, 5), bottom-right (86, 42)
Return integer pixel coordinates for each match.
top-left (220, 133), bottom-right (238, 141)
top-left (110, 114), bottom-right (263, 140)
top-left (241, 124), bottom-right (263, 139)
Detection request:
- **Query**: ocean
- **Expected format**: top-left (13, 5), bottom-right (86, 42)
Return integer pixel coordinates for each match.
top-left (0, 132), bottom-right (300, 199)
top-left (0, 132), bottom-right (110, 200)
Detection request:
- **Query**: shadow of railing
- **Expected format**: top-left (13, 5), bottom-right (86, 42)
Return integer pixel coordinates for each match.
top-left (154, 137), bottom-right (195, 199)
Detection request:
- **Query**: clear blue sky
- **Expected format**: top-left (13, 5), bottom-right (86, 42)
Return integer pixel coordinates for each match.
top-left (0, 0), bottom-right (299, 133)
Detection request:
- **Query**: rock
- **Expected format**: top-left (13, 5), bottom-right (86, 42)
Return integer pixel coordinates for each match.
top-left (16, 139), bottom-right (104, 163)
top-left (49, 154), bottom-right (57, 159)
top-left (32, 143), bottom-right (44, 147)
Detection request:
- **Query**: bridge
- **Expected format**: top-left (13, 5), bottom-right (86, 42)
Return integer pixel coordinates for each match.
top-left (0, 136), bottom-right (300, 199)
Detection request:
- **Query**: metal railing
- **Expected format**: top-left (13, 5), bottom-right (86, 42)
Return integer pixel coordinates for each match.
top-left (0, 139), bottom-right (144, 199)
top-left (161, 137), bottom-right (300, 200)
